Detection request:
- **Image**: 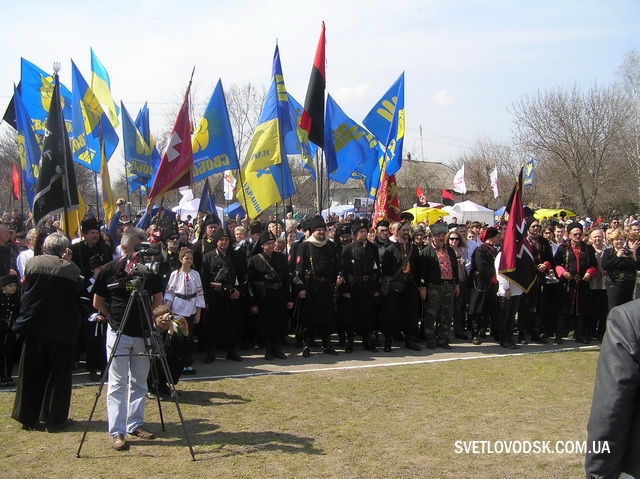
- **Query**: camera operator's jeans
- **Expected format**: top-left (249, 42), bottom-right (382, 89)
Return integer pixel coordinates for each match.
top-left (106, 326), bottom-right (150, 436)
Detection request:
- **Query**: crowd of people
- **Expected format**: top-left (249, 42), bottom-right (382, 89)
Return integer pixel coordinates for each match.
top-left (3, 198), bottom-right (640, 453)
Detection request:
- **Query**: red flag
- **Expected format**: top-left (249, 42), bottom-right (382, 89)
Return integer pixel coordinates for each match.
top-left (299, 21), bottom-right (326, 148)
top-left (373, 172), bottom-right (401, 226)
top-left (11, 162), bottom-right (20, 200)
top-left (498, 169), bottom-right (536, 293)
top-left (148, 85), bottom-right (193, 200)
top-left (442, 188), bottom-right (454, 206)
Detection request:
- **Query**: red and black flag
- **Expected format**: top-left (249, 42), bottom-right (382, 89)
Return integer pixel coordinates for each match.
top-left (442, 188), bottom-right (455, 206)
top-left (32, 71), bottom-right (79, 227)
top-left (299, 21), bottom-right (326, 148)
top-left (498, 168), bottom-right (536, 293)
top-left (416, 186), bottom-right (427, 206)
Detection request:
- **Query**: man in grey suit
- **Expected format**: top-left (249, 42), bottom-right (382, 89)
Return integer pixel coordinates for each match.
top-left (585, 300), bottom-right (640, 478)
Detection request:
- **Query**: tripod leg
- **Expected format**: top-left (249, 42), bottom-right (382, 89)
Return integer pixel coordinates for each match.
top-left (140, 294), bottom-right (196, 460)
top-left (147, 355), bottom-right (166, 431)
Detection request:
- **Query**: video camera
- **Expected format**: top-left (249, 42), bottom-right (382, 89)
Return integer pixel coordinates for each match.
top-left (130, 242), bottom-right (170, 276)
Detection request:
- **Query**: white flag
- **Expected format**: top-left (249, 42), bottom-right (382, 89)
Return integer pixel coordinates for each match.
top-left (223, 170), bottom-right (236, 201)
top-left (490, 167), bottom-right (498, 199)
top-left (453, 165), bottom-right (467, 194)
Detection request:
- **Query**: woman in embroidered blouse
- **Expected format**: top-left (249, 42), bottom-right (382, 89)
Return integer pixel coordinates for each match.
top-left (164, 249), bottom-right (205, 374)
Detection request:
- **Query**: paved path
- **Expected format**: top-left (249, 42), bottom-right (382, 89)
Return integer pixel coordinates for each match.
top-left (66, 336), bottom-right (599, 387)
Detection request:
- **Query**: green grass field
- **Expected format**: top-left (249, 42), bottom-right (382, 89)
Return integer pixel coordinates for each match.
top-left (0, 349), bottom-right (598, 478)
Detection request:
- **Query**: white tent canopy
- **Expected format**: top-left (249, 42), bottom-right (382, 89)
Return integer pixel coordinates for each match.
top-left (443, 200), bottom-right (495, 225)
top-left (171, 188), bottom-right (223, 220)
top-left (321, 204), bottom-right (355, 219)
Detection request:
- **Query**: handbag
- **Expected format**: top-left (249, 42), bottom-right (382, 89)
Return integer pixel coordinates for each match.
top-left (381, 245), bottom-right (412, 296)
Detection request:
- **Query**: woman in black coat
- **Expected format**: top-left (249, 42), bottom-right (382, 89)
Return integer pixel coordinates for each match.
top-left (601, 228), bottom-right (640, 311)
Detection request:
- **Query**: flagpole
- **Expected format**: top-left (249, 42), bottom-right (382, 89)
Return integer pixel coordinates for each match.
top-left (53, 64), bottom-right (71, 238)
top-left (315, 150), bottom-right (322, 214)
top-left (19, 160), bottom-right (24, 218)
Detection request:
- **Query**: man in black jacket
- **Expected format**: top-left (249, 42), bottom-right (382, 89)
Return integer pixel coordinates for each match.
top-left (585, 300), bottom-right (640, 478)
top-left (12, 233), bottom-right (83, 432)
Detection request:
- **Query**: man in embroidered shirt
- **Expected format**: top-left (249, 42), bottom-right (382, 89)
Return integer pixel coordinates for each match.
top-left (419, 222), bottom-right (459, 350)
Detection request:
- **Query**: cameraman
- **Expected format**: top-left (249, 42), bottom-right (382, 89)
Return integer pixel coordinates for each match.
top-left (93, 228), bottom-right (164, 451)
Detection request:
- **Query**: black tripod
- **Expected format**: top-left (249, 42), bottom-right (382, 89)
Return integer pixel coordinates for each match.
top-left (77, 278), bottom-right (195, 460)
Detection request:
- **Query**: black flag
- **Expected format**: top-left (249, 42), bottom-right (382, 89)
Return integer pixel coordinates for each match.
top-left (32, 72), bottom-right (79, 227)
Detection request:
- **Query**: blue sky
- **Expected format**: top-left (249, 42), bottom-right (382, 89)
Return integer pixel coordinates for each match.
top-left (0, 0), bottom-right (638, 168)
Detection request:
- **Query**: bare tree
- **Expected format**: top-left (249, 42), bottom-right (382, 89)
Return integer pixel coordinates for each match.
top-left (226, 82), bottom-right (267, 162)
top-left (511, 84), bottom-right (630, 215)
top-left (450, 137), bottom-right (522, 208)
top-left (617, 49), bottom-right (640, 208)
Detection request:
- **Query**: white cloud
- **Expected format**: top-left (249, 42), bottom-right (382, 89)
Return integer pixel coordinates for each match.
top-left (331, 84), bottom-right (371, 103)
top-left (433, 89), bottom-right (454, 106)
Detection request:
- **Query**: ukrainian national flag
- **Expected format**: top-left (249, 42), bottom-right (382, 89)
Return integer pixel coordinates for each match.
top-left (71, 61), bottom-right (119, 173)
top-left (90, 48), bottom-right (120, 128)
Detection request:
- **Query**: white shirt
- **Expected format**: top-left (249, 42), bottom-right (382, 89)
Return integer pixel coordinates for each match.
top-left (16, 249), bottom-right (34, 279)
top-left (494, 252), bottom-right (523, 297)
top-left (164, 269), bottom-right (206, 317)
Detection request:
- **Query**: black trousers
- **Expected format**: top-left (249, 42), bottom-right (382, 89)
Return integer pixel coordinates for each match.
top-left (12, 336), bottom-right (74, 427)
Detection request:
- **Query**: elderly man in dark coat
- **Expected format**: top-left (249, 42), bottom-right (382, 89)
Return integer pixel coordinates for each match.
top-left (12, 233), bottom-right (83, 432)
top-left (339, 219), bottom-right (380, 353)
top-left (200, 227), bottom-right (247, 362)
top-left (247, 231), bottom-right (293, 360)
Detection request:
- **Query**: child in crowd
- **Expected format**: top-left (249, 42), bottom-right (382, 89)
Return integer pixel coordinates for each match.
top-left (81, 255), bottom-right (109, 382)
top-left (0, 274), bottom-right (20, 387)
top-left (164, 249), bottom-right (205, 375)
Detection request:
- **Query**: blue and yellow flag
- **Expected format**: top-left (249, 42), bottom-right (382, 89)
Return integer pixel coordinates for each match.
top-left (363, 72), bottom-right (405, 176)
top-left (71, 61), bottom-right (119, 173)
top-left (237, 45), bottom-right (295, 219)
top-left (192, 79), bottom-right (239, 182)
top-left (198, 179), bottom-right (217, 215)
top-left (135, 103), bottom-right (161, 190)
top-left (271, 46), bottom-right (316, 178)
top-left (325, 94), bottom-right (380, 184)
top-left (523, 157), bottom-right (534, 186)
top-left (20, 58), bottom-right (73, 136)
top-left (13, 85), bottom-right (40, 209)
top-left (122, 101), bottom-right (155, 193)
top-left (90, 48), bottom-right (120, 129)
top-left (286, 93), bottom-right (317, 179)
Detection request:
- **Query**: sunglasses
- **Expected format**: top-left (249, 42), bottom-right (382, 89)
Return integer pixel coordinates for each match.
top-left (449, 237), bottom-right (460, 241)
